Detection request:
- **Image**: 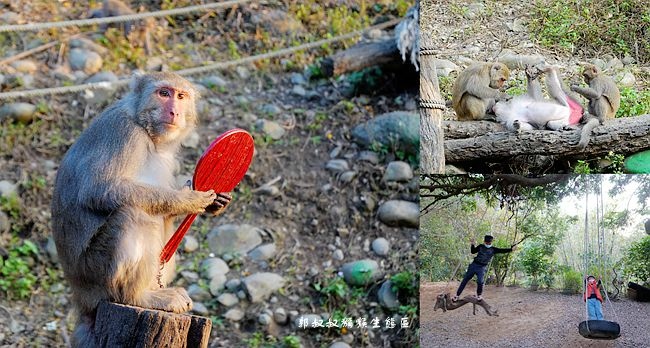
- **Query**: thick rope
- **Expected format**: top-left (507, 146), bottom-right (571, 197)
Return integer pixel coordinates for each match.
top-left (0, 0), bottom-right (253, 33)
top-left (0, 18), bottom-right (401, 100)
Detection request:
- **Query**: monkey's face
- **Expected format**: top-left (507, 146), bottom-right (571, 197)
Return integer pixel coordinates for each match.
top-left (489, 63), bottom-right (510, 90)
top-left (151, 86), bottom-right (194, 140)
top-left (582, 65), bottom-right (598, 82)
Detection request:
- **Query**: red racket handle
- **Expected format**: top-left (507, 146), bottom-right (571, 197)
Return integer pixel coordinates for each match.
top-left (160, 213), bottom-right (197, 263)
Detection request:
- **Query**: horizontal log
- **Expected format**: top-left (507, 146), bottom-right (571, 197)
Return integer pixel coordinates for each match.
top-left (320, 38), bottom-right (400, 77)
top-left (445, 114), bottom-right (650, 163)
top-left (443, 120), bottom-right (506, 139)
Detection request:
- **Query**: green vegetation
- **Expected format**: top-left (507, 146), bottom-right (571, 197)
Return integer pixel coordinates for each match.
top-left (0, 239), bottom-right (39, 299)
top-left (560, 267), bottom-right (583, 294)
top-left (622, 236), bottom-right (650, 285)
top-left (529, 0), bottom-right (650, 63)
top-left (245, 332), bottom-right (302, 348)
top-left (618, 87), bottom-right (650, 117)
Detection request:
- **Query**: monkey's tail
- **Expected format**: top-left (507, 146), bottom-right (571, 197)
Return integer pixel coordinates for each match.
top-left (577, 117), bottom-right (600, 150)
top-left (72, 314), bottom-right (98, 348)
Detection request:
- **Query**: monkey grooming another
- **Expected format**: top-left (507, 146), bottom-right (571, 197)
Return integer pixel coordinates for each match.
top-left (452, 62), bottom-right (511, 121)
top-left (571, 64), bottom-right (621, 149)
top-left (51, 72), bottom-right (231, 347)
top-left (493, 64), bottom-right (579, 131)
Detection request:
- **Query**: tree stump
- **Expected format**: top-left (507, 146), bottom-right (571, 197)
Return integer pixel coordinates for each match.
top-left (433, 293), bottom-right (499, 316)
top-left (92, 301), bottom-right (212, 347)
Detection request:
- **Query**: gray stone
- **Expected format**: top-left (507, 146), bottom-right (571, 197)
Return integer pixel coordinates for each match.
top-left (183, 235), bottom-right (199, 253)
top-left (432, 59), bottom-right (459, 77)
top-left (616, 72), bottom-right (636, 87)
top-left (291, 85), bottom-right (307, 97)
top-left (192, 302), bottom-right (209, 316)
top-left (85, 71), bottom-right (118, 83)
top-left (237, 290), bottom-right (247, 299)
top-left (291, 72), bottom-right (307, 85)
top-left (201, 75), bottom-right (228, 89)
top-left (69, 37), bottom-right (108, 55)
top-left (294, 314), bottom-right (322, 328)
top-left (339, 171), bottom-right (356, 184)
top-left (377, 200), bottom-right (419, 228)
top-left (69, 48), bottom-right (103, 74)
top-left (256, 184), bottom-right (280, 197)
top-left (0, 103), bottom-right (37, 123)
top-left (242, 272), bottom-right (286, 303)
top-left (606, 57), bottom-right (624, 71)
top-left (10, 60), bottom-right (37, 74)
top-left (326, 159), bottom-right (349, 173)
top-left (46, 236), bottom-right (58, 263)
top-left (0, 211), bottom-right (10, 235)
top-left (497, 51), bottom-right (546, 70)
top-left (249, 243), bottom-right (277, 261)
top-left (258, 313), bottom-right (273, 325)
top-left (622, 55), bottom-right (636, 65)
top-left (187, 284), bottom-right (211, 302)
top-left (207, 224), bottom-right (263, 256)
top-left (201, 257), bottom-right (230, 279)
top-left (225, 278), bottom-right (241, 291)
top-left (371, 238), bottom-right (390, 256)
top-left (209, 274), bottom-right (227, 296)
top-left (358, 151), bottom-right (380, 164)
top-left (180, 271), bottom-right (199, 283)
top-left (0, 180), bottom-right (18, 197)
top-left (274, 307), bottom-right (288, 325)
top-left (235, 66), bottom-right (250, 79)
top-left (351, 112), bottom-right (419, 158)
top-left (0, 11), bottom-right (21, 24)
top-left (330, 342), bottom-right (351, 348)
top-left (217, 293), bottom-right (239, 307)
top-left (256, 119), bottom-right (285, 140)
top-left (332, 249), bottom-right (344, 261)
top-left (261, 104), bottom-right (282, 115)
top-left (383, 161), bottom-right (413, 182)
top-left (341, 259), bottom-right (381, 286)
top-left (224, 308), bottom-right (245, 321)
top-left (378, 280), bottom-right (400, 310)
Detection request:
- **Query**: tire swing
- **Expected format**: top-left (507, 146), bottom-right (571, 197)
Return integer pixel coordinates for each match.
top-left (578, 184), bottom-right (620, 340)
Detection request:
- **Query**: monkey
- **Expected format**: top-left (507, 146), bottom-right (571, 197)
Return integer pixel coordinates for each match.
top-left (493, 64), bottom-right (583, 131)
top-left (571, 64), bottom-right (621, 149)
top-left (89, 0), bottom-right (154, 54)
top-left (452, 62), bottom-right (512, 121)
top-left (51, 72), bottom-right (231, 347)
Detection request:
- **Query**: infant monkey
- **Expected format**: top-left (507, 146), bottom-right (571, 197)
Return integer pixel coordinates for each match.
top-left (51, 72), bottom-right (231, 347)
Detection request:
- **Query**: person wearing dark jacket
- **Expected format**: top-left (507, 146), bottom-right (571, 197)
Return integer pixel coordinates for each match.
top-left (452, 235), bottom-right (516, 301)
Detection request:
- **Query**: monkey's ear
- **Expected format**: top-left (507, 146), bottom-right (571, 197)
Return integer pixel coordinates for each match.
top-left (128, 71), bottom-right (146, 92)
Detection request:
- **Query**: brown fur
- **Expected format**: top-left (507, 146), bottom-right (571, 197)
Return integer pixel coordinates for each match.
top-left (51, 72), bottom-right (216, 347)
top-left (452, 62), bottom-right (511, 121)
top-left (571, 64), bottom-right (621, 122)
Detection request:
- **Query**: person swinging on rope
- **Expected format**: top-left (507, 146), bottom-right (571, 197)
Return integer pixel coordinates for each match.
top-left (584, 275), bottom-right (604, 320)
top-left (452, 235), bottom-right (516, 302)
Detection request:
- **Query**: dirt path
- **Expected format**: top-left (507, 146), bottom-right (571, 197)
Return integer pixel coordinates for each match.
top-left (421, 281), bottom-right (650, 348)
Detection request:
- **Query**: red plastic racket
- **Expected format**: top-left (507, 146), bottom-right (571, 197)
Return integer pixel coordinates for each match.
top-left (160, 129), bottom-right (254, 264)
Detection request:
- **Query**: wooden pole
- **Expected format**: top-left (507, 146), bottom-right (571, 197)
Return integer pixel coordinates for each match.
top-left (92, 301), bottom-right (212, 347)
top-left (419, 47), bottom-right (446, 173)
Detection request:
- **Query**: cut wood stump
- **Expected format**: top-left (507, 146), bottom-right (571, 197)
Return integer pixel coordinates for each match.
top-left (92, 301), bottom-right (211, 347)
top-left (320, 37), bottom-right (401, 77)
top-left (433, 293), bottom-right (499, 316)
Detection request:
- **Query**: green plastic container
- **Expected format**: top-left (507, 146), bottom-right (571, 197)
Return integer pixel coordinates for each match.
top-left (624, 150), bottom-right (650, 173)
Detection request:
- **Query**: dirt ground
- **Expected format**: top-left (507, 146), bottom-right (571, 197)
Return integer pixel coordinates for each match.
top-left (421, 281), bottom-right (650, 348)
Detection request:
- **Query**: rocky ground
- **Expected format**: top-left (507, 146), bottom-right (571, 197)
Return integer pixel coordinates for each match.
top-left (421, 281), bottom-right (650, 348)
top-left (0, 1), bottom-right (419, 347)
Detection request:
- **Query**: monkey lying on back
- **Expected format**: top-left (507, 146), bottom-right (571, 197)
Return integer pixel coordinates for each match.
top-left (51, 72), bottom-right (231, 347)
top-left (452, 62), bottom-right (512, 121)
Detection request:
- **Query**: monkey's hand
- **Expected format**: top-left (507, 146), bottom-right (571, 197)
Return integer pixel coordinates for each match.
top-left (498, 92), bottom-right (512, 102)
top-left (179, 188), bottom-right (217, 214)
top-left (570, 84), bottom-right (581, 92)
top-left (204, 193), bottom-right (232, 216)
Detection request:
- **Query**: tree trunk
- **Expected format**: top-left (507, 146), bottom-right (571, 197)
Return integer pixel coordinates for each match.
top-left (419, 49), bottom-right (445, 173)
top-left (91, 301), bottom-right (211, 347)
top-left (433, 293), bottom-right (499, 316)
top-left (445, 114), bottom-right (650, 163)
top-left (320, 38), bottom-right (400, 77)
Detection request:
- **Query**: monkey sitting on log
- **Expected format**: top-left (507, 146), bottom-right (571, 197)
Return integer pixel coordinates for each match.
top-left (51, 72), bottom-right (231, 347)
top-left (571, 64), bottom-right (621, 149)
top-left (493, 64), bottom-right (581, 131)
top-left (452, 62), bottom-right (512, 121)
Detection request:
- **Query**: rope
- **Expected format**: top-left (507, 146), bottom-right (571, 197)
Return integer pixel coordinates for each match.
top-left (0, 0), bottom-right (253, 33)
top-left (0, 18), bottom-right (402, 100)
top-left (419, 99), bottom-right (446, 110)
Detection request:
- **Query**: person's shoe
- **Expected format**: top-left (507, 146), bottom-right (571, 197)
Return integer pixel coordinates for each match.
top-left (476, 295), bottom-right (483, 301)
top-left (451, 295), bottom-right (459, 302)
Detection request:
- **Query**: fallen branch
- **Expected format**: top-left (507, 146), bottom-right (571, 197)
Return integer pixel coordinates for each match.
top-left (320, 37), bottom-right (400, 77)
top-left (433, 293), bottom-right (499, 316)
top-left (445, 114), bottom-right (650, 163)
top-left (443, 120), bottom-right (506, 139)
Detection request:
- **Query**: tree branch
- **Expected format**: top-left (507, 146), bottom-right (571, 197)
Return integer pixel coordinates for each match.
top-left (433, 293), bottom-right (499, 316)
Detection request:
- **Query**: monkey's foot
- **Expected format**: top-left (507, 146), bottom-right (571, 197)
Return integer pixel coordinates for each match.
top-left (513, 120), bottom-right (522, 130)
top-left (525, 64), bottom-right (543, 79)
top-left (141, 287), bottom-right (193, 313)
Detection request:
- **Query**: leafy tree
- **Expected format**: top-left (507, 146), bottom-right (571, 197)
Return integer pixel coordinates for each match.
top-left (622, 236), bottom-right (650, 285)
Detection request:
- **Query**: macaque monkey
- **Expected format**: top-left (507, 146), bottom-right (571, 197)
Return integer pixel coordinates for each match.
top-left (571, 64), bottom-right (621, 149)
top-left (452, 62), bottom-right (511, 121)
top-left (494, 64), bottom-right (581, 131)
top-left (89, 0), bottom-right (154, 54)
top-left (51, 72), bottom-right (231, 347)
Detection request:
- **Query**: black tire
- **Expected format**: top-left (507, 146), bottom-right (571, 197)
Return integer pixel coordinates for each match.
top-left (578, 320), bottom-right (620, 339)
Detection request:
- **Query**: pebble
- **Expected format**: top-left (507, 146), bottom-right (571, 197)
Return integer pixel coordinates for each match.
top-left (242, 272), bottom-right (286, 303)
top-left (225, 278), bottom-right (241, 291)
top-left (274, 307), bottom-right (288, 325)
top-left (248, 243), bottom-right (277, 261)
top-left (377, 200), bottom-right (419, 228)
top-left (333, 249), bottom-right (344, 261)
top-left (258, 313), bottom-right (273, 325)
top-left (180, 271), bottom-right (199, 283)
top-left (383, 161), bottom-right (413, 182)
top-left (209, 274), bottom-right (227, 296)
top-left (45, 236), bottom-right (58, 262)
top-left (616, 72), bottom-right (636, 87)
top-left (0, 103), bottom-right (37, 123)
top-left (187, 284), bottom-right (212, 302)
top-left (192, 302), bottom-right (209, 316)
top-left (256, 119), bottom-right (285, 140)
top-left (290, 72), bottom-right (307, 85)
top-left (201, 75), bottom-right (228, 89)
top-left (330, 342), bottom-right (351, 348)
top-left (339, 171), bottom-right (357, 184)
top-left (341, 259), bottom-right (381, 286)
top-left (10, 60), bottom-right (37, 74)
top-left (326, 159), bottom-right (349, 173)
top-left (261, 104), bottom-right (282, 115)
top-left (378, 280), bottom-right (400, 310)
top-left (224, 308), bottom-right (245, 321)
top-left (351, 112), bottom-right (419, 157)
top-left (201, 257), bottom-right (230, 279)
top-left (69, 48), bottom-right (103, 75)
top-left (217, 293), bottom-right (239, 307)
top-left (0, 180), bottom-right (18, 197)
top-left (183, 235), bottom-right (199, 253)
top-left (291, 85), bottom-right (307, 97)
top-left (207, 224), bottom-right (263, 256)
top-left (236, 66), bottom-right (250, 79)
top-left (0, 211), bottom-right (10, 235)
top-left (371, 238), bottom-right (390, 256)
